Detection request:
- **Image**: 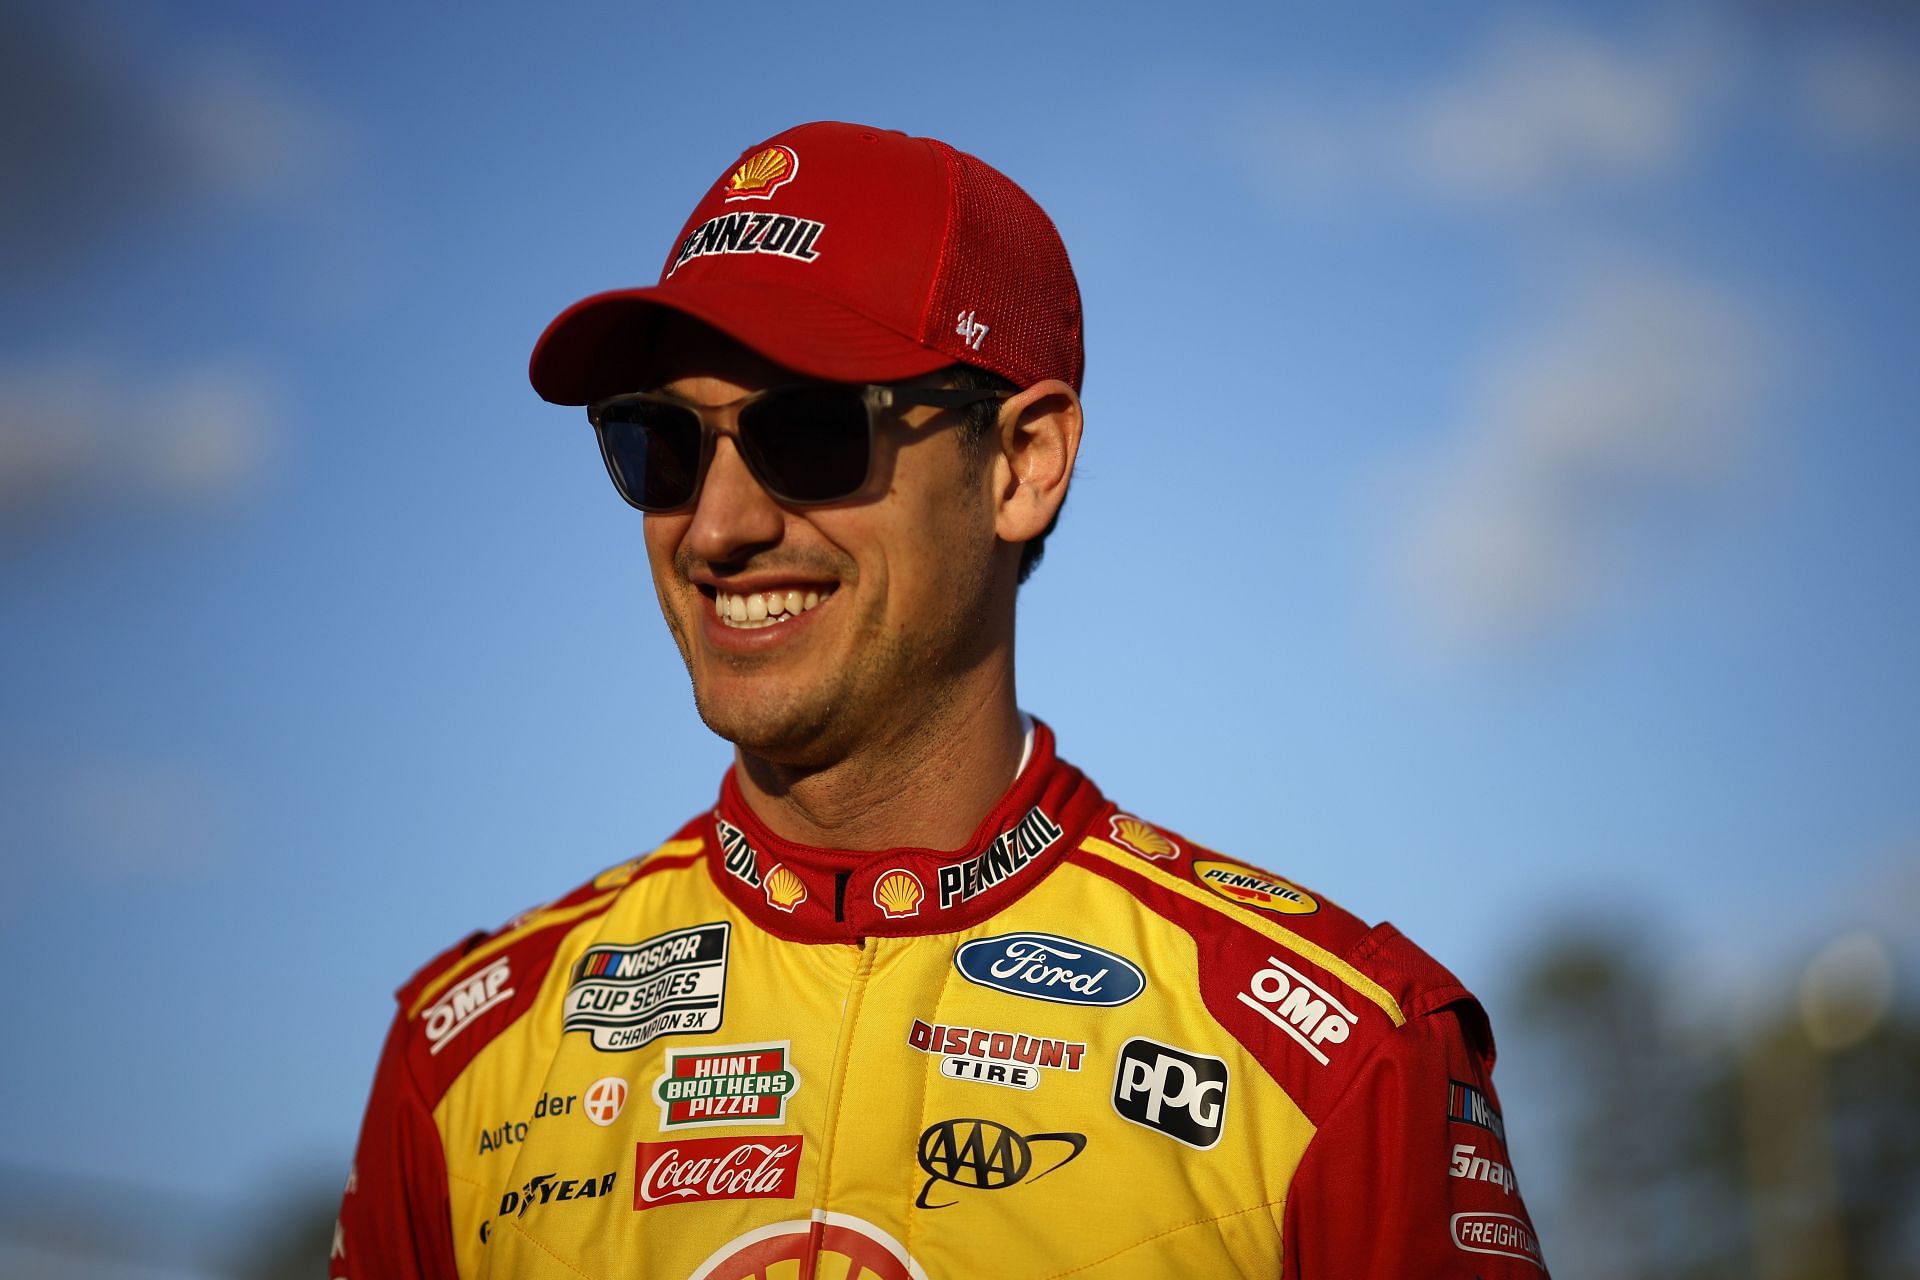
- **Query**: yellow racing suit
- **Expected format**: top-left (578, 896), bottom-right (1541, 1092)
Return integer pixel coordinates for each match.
top-left (334, 721), bottom-right (1546, 1277)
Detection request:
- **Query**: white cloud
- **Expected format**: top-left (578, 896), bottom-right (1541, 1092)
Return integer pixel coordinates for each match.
top-left (0, 358), bottom-right (277, 539)
top-left (1796, 42), bottom-right (1920, 153)
top-left (1394, 258), bottom-right (1772, 650)
top-left (1232, 15), bottom-right (1732, 207)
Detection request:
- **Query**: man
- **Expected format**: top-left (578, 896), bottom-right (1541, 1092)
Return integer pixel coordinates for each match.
top-left (336, 121), bottom-right (1547, 1278)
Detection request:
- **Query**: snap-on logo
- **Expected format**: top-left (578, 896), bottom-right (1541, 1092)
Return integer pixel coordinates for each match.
top-left (953, 933), bottom-right (1145, 1007)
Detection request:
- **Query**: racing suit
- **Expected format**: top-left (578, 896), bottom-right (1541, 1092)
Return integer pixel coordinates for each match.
top-left (335, 721), bottom-right (1547, 1278)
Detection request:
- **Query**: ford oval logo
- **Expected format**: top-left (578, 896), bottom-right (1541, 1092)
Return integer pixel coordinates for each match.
top-left (953, 932), bottom-right (1146, 1007)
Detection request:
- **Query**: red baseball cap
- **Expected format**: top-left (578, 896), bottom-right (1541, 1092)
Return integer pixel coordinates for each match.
top-left (529, 121), bottom-right (1082, 405)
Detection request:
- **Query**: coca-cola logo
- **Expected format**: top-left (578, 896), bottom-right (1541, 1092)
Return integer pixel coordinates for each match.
top-left (633, 1136), bottom-right (805, 1210)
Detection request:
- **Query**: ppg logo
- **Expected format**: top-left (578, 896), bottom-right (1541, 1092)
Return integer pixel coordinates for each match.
top-left (1111, 1038), bottom-right (1229, 1150)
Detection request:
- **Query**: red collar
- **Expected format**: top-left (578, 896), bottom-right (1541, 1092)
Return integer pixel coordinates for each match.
top-left (702, 720), bottom-right (1105, 942)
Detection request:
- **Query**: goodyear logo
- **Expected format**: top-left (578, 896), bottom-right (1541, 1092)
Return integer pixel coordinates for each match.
top-left (1192, 859), bottom-right (1318, 916)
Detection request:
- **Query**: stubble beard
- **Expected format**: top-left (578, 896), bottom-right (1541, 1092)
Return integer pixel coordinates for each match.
top-left (669, 554), bottom-right (997, 773)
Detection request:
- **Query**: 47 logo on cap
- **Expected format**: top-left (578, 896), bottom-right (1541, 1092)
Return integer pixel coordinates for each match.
top-left (1112, 1038), bottom-right (1229, 1149)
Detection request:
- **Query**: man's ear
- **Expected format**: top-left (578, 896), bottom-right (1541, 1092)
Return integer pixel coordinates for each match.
top-left (991, 379), bottom-right (1082, 546)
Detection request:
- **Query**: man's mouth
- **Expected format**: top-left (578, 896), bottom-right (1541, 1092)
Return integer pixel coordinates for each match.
top-left (709, 586), bottom-right (836, 630)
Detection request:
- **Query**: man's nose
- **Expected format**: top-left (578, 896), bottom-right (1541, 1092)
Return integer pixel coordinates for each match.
top-left (685, 435), bottom-right (785, 564)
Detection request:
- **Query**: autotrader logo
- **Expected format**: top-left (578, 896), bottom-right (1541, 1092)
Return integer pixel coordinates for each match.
top-left (1112, 1038), bottom-right (1229, 1150)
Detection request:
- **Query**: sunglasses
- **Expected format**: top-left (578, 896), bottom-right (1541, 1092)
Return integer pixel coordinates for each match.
top-left (586, 383), bottom-right (1015, 514)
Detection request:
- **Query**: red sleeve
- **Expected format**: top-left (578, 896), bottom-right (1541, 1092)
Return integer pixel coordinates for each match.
top-left (1282, 1005), bottom-right (1549, 1278)
top-left (332, 1008), bottom-right (460, 1280)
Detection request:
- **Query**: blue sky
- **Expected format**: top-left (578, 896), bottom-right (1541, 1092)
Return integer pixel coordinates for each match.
top-left (2, 1), bottom-right (1917, 1270)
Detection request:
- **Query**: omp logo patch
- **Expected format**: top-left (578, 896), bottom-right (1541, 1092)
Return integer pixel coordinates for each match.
top-left (914, 1119), bottom-right (1085, 1209)
top-left (422, 957), bottom-right (513, 1055)
top-left (1236, 955), bottom-right (1358, 1065)
top-left (634, 1136), bottom-right (803, 1210)
top-left (653, 1042), bottom-right (800, 1128)
top-left (937, 806), bottom-right (1063, 908)
top-left (1192, 860), bottom-right (1318, 915)
top-left (1112, 1038), bottom-right (1229, 1149)
top-left (563, 922), bottom-right (729, 1052)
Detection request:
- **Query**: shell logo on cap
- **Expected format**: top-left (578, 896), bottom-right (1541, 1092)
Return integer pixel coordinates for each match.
top-left (763, 863), bottom-right (807, 913)
top-left (725, 145), bottom-right (798, 201)
top-left (874, 868), bottom-right (925, 919)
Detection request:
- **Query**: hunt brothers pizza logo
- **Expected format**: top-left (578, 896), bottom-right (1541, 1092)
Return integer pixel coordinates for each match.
top-left (937, 806), bottom-right (1063, 908)
top-left (633, 1136), bottom-right (804, 1210)
top-left (652, 1042), bottom-right (801, 1128)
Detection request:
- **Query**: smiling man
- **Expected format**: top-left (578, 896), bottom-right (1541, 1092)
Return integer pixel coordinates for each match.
top-left (336, 122), bottom-right (1547, 1278)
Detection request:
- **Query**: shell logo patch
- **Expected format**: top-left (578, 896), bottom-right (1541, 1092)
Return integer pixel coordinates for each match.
top-left (763, 863), bottom-right (807, 913)
top-left (874, 868), bottom-right (925, 919)
top-left (725, 145), bottom-right (798, 201)
top-left (1192, 859), bottom-right (1319, 915)
top-left (1109, 813), bottom-right (1179, 861)
top-left (688, 1212), bottom-right (928, 1280)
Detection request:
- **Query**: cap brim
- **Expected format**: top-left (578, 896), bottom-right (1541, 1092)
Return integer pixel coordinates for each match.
top-left (529, 282), bottom-right (954, 405)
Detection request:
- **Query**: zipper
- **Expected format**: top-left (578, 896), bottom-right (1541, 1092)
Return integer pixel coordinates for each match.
top-left (808, 935), bottom-right (875, 1276)
top-left (834, 871), bottom-right (849, 922)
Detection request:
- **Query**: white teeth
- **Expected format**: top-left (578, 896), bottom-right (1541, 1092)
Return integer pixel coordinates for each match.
top-left (711, 586), bottom-right (833, 629)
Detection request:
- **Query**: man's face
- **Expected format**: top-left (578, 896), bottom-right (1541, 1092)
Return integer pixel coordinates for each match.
top-left (639, 331), bottom-right (1006, 766)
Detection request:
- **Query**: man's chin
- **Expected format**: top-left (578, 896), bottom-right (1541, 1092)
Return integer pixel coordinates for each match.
top-left (691, 683), bottom-right (845, 767)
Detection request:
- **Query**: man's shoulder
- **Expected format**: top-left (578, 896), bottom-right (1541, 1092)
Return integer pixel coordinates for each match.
top-left (382, 815), bottom-right (714, 1098)
top-left (1071, 806), bottom-right (1491, 1110)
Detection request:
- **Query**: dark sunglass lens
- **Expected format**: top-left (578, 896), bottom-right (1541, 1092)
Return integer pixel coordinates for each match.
top-left (595, 401), bottom-right (703, 510)
top-left (737, 386), bottom-right (871, 503)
